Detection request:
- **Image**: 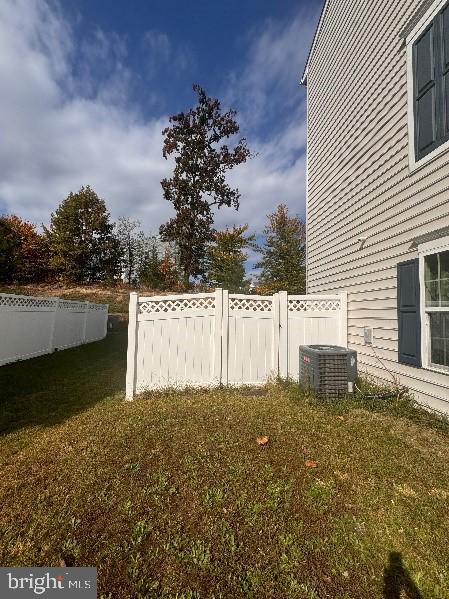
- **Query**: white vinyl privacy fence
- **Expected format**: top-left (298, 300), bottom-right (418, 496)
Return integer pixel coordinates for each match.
top-left (0, 293), bottom-right (109, 366)
top-left (126, 289), bottom-right (347, 398)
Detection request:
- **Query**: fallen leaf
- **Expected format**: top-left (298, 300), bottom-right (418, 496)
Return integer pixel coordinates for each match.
top-left (256, 436), bottom-right (269, 447)
top-left (59, 558), bottom-right (66, 567)
top-left (336, 416), bottom-right (344, 421)
top-left (323, 576), bottom-right (332, 584)
top-left (305, 460), bottom-right (318, 468)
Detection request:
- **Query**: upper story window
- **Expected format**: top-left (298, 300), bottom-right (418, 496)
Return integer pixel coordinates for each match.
top-left (407, 0), bottom-right (449, 169)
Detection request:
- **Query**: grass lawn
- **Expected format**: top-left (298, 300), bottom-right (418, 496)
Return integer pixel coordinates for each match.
top-left (1, 319), bottom-right (449, 598)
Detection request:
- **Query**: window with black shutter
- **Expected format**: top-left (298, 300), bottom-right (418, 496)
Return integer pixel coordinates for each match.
top-left (413, 1), bottom-right (449, 161)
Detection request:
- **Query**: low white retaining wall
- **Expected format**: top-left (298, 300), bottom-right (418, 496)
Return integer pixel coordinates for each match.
top-left (126, 289), bottom-right (347, 398)
top-left (0, 293), bottom-right (109, 366)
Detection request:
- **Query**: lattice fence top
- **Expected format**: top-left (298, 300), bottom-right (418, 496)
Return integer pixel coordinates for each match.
top-left (58, 300), bottom-right (88, 312)
top-left (139, 296), bottom-right (215, 314)
top-left (88, 303), bottom-right (108, 311)
top-left (288, 298), bottom-right (341, 312)
top-left (0, 293), bottom-right (108, 312)
top-left (0, 294), bottom-right (58, 310)
top-left (229, 297), bottom-right (273, 312)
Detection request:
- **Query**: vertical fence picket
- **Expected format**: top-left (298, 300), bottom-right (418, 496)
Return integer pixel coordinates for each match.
top-left (221, 289), bottom-right (229, 386)
top-left (104, 305), bottom-right (109, 337)
top-left (82, 301), bottom-right (89, 344)
top-left (272, 293), bottom-right (280, 377)
top-left (278, 291), bottom-right (288, 378)
top-left (48, 297), bottom-right (59, 353)
top-left (214, 288), bottom-right (223, 384)
top-left (126, 292), bottom-right (139, 400)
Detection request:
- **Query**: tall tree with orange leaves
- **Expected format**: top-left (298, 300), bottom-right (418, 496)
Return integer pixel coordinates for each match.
top-left (0, 215), bottom-right (50, 283)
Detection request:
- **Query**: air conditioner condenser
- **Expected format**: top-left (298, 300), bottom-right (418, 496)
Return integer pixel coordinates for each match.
top-left (299, 345), bottom-right (357, 398)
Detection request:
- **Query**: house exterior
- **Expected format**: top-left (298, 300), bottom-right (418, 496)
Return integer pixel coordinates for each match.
top-left (302, 0), bottom-right (449, 412)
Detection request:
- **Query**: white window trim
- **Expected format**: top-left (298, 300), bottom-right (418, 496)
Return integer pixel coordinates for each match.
top-left (406, 0), bottom-right (449, 172)
top-left (418, 234), bottom-right (449, 373)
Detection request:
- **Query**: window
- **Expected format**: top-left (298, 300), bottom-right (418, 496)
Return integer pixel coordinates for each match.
top-left (407, 0), bottom-right (449, 168)
top-left (397, 240), bottom-right (449, 372)
top-left (424, 249), bottom-right (449, 368)
top-left (412, 235), bottom-right (449, 372)
top-left (429, 313), bottom-right (449, 366)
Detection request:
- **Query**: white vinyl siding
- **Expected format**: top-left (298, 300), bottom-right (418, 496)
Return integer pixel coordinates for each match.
top-left (306, 0), bottom-right (449, 413)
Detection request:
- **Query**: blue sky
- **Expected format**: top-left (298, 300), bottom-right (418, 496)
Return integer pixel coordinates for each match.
top-left (0, 0), bottom-right (321, 237)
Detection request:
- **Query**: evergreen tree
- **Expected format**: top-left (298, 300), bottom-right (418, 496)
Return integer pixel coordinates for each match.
top-left (138, 241), bottom-right (165, 290)
top-left (45, 186), bottom-right (120, 283)
top-left (159, 84), bottom-right (252, 285)
top-left (256, 204), bottom-right (306, 294)
top-left (206, 225), bottom-right (254, 292)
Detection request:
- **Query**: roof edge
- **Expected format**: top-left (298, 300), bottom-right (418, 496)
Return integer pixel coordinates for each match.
top-left (300, 0), bottom-right (330, 86)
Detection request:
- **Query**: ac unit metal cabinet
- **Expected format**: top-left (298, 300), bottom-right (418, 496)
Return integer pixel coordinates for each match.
top-left (299, 345), bottom-right (357, 398)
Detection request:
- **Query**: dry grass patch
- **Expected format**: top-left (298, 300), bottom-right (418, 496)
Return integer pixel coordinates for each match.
top-left (0, 283), bottom-right (162, 314)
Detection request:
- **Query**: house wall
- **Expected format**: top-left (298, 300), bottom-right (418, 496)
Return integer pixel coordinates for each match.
top-left (306, 0), bottom-right (449, 412)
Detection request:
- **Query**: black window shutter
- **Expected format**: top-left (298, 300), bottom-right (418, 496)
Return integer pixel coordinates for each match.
top-left (397, 259), bottom-right (422, 367)
top-left (414, 24), bottom-right (438, 159)
top-left (441, 4), bottom-right (449, 136)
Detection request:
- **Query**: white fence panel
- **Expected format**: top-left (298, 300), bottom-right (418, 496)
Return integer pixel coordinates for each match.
top-left (0, 293), bottom-right (108, 366)
top-left (227, 295), bottom-right (276, 385)
top-left (0, 294), bottom-right (58, 364)
top-left (85, 303), bottom-right (109, 342)
top-left (53, 300), bottom-right (87, 350)
top-left (126, 289), bottom-right (347, 399)
top-left (287, 295), bottom-right (346, 380)
top-left (131, 294), bottom-right (217, 393)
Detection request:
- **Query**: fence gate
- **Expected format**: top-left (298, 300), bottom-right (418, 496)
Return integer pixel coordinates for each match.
top-left (126, 289), bottom-right (347, 399)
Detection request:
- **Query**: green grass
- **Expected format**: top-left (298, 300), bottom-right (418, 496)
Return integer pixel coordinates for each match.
top-left (1, 323), bottom-right (449, 598)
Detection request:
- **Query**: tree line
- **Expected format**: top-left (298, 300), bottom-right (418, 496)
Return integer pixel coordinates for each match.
top-left (0, 85), bottom-right (306, 294)
top-left (0, 195), bottom-right (305, 293)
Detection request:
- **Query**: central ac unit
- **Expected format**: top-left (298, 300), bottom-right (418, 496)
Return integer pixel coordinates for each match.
top-left (299, 345), bottom-right (357, 398)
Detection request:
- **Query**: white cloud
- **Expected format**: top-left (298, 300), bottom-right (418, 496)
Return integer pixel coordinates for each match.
top-left (143, 30), bottom-right (171, 62)
top-left (0, 0), bottom-right (172, 231)
top-left (217, 7), bottom-right (319, 235)
top-left (142, 29), bottom-right (195, 76)
top-left (0, 0), bottom-right (317, 243)
top-left (225, 9), bottom-right (318, 131)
